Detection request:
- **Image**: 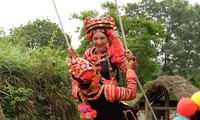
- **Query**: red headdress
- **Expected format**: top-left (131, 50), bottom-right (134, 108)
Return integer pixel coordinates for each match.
top-left (83, 15), bottom-right (115, 42)
top-left (83, 15), bottom-right (125, 64)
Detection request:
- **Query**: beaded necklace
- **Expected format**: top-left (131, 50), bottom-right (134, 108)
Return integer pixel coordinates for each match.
top-left (79, 85), bottom-right (105, 101)
top-left (89, 47), bottom-right (118, 82)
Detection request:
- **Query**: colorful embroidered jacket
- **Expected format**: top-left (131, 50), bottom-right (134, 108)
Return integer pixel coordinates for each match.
top-left (71, 35), bottom-right (136, 99)
top-left (83, 36), bottom-right (127, 80)
top-left (78, 69), bottom-right (137, 120)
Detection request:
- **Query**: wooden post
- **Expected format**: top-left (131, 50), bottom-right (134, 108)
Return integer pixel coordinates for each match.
top-left (145, 99), bottom-right (149, 120)
top-left (164, 91), bottom-right (169, 120)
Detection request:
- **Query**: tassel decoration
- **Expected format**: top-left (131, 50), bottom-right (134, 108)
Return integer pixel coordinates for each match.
top-left (78, 103), bottom-right (97, 119)
top-left (88, 55), bottom-right (98, 62)
top-left (86, 33), bottom-right (92, 40)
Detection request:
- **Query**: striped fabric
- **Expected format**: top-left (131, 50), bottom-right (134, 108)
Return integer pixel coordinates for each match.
top-left (104, 69), bottom-right (137, 102)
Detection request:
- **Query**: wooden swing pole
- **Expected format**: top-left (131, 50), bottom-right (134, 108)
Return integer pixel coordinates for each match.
top-left (114, 0), bottom-right (158, 120)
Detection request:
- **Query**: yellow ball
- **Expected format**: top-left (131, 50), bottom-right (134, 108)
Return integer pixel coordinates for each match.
top-left (191, 91), bottom-right (200, 110)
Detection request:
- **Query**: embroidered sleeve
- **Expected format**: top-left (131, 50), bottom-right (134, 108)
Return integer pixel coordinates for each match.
top-left (116, 58), bottom-right (127, 74)
top-left (117, 59), bottom-right (137, 74)
top-left (104, 69), bottom-right (137, 102)
top-left (70, 77), bottom-right (79, 99)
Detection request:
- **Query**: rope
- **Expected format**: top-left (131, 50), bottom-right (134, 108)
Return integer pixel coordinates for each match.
top-left (114, 0), bottom-right (158, 120)
top-left (114, 0), bottom-right (128, 50)
top-left (52, 0), bottom-right (71, 48)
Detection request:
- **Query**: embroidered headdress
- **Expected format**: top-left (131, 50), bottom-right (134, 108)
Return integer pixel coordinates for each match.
top-left (68, 57), bottom-right (95, 78)
top-left (68, 57), bottom-right (102, 85)
top-left (83, 15), bottom-right (126, 64)
top-left (84, 15), bottom-right (115, 41)
top-left (68, 57), bottom-right (102, 119)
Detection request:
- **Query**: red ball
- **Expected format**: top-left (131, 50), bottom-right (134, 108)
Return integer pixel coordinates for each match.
top-left (177, 97), bottom-right (198, 117)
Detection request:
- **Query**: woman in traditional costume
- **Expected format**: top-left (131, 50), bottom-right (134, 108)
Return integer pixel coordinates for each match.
top-left (68, 55), bottom-right (137, 120)
top-left (68, 15), bottom-right (137, 100)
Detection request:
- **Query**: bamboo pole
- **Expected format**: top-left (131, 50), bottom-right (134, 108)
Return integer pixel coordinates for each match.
top-left (114, 0), bottom-right (158, 119)
top-left (52, 0), bottom-right (71, 48)
top-left (145, 100), bottom-right (149, 120)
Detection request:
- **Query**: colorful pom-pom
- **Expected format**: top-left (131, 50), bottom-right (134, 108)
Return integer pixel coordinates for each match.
top-left (88, 56), bottom-right (92, 61)
top-left (86, 33), bottom-right (92, 40)
top-left (85, 112), bottom-right (92, 118)
top-left (79, 105), bottom-right (90, 112)
top-left (107, 30), bottom-right (113, 36)
top-left (97, 66), bottom-right (102, 71)
top-left (111, 57), bottom-right (123, 63)
top-left (173, 116), bottom-right (190, 120)
top-left (90, 110), bottom-right (97, 118)
top-left (177, 97), bottom-right (198, 117)
top-left (191, 91), bottom-right (200, 110)
top-left (78, 103), bottom-right (90, 112)
top-left (116, 57), bottom-right (123, 63)
top-left (78, 103), bottom-right (97, 119)
top-left (111, 57), bottom-right (117, 63)
top-left (80, 112), bottom-right (86, 118)
top-left (84, 110), bottom-right (97, 118)
top-left (87, 55), bottom-right (97, 61)
top-left (92, 55), bottom-right (98, 61)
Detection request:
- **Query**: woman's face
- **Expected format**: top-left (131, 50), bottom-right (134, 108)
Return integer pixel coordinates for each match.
top-left (92, 32), bottom-right (108, 52)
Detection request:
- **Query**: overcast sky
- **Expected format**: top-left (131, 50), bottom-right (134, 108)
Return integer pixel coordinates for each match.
top-left (0, 0), bottom-right (199, 48)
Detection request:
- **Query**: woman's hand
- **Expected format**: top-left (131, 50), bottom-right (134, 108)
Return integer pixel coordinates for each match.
top-left (125, 49), bottom-right (137, 71)
top-left (126, 60), bottom-right (134, 70)
top-left (125, 49), bottom-right (135, 62)
top-left (67, 47), bottom-right (78, 58)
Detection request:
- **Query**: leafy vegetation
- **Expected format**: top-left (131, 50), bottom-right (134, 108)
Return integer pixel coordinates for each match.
top-left (0, 35), bottom-right (79, 119)
top-left (8, 19), bottom-right (70, 50)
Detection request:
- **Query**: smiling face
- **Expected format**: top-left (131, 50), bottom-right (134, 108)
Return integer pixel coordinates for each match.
top-left (91, 32), bottom-right (108, 52)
